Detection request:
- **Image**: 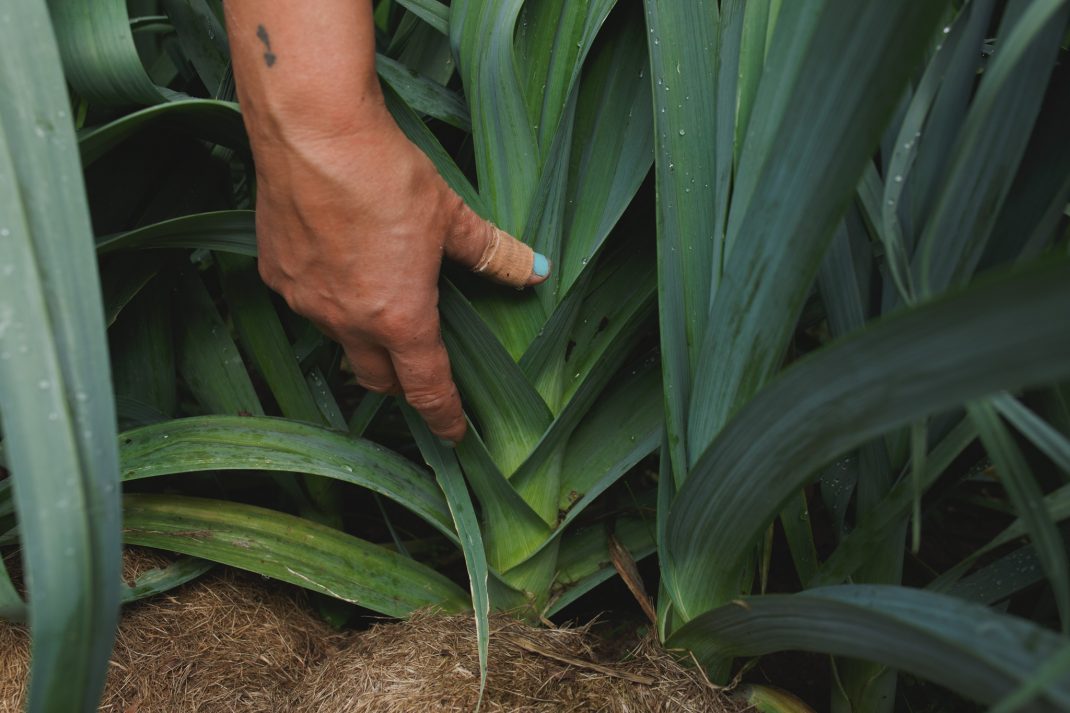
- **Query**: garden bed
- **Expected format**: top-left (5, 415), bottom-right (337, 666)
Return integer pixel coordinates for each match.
top-left (0, 550), bottom-right (746, 712)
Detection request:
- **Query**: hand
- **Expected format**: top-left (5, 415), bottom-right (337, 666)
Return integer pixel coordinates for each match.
top-left (251, 109), bottom-right (549, 442)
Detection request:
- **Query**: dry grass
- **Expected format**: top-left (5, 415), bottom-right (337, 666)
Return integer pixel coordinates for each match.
top-left (0, 549), bottom-right (748, 712)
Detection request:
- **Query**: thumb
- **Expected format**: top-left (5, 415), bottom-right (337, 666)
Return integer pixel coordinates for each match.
top-left (444, 202), bottom-right (550, 288)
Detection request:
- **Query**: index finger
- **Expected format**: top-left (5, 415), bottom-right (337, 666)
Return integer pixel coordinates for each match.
top-left (388, 326), bottom-right (466, 442)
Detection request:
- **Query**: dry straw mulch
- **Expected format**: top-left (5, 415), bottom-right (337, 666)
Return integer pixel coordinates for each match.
top-left (0, 549), bottom-right (748, 712)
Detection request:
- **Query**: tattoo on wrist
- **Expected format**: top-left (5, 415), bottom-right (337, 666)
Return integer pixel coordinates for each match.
top-left (256, 25), bottom-right (277, 68)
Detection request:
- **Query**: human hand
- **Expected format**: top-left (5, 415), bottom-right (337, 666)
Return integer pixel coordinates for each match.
top-left (251, 109), bottom-right (549, 442)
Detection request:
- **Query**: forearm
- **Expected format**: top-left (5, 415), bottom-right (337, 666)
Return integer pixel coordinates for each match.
top-left (223, 0), bottom-right (388, 147)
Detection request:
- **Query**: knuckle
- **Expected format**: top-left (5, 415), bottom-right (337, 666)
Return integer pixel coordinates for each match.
top-left (357, 378), bottom-right (398, 395)
top-left (373, 304), bottom-right (420, 343)
top-left (405, 387), bottom-right (456, 415)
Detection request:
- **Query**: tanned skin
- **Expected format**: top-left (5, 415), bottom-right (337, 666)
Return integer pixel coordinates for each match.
top-left (224, 1), bottom-right (545, 442)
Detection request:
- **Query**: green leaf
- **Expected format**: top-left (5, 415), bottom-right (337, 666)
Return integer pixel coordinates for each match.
top-left (161, 0), bottom-right (229, 95)
top-left (174, 269), bottom-right (263, 417)
top-left (643, 0), bottom-right (720, 486)
top-left (376, 53), bottom-right (470, 131)
top-left (449, 0), bottom-right (537, 234)
top-left (394, 0), bottom-right (449, 35)
top-left (558, 7), bottom-right (653, 295)
top-left (666, 258), bottom-right (1070, 621)
top-left (988, 641), bottom-right (1070, 713)
top-left (992, 392), bottom-right (1070, 479)
top-left (968, 400), bottom-right (1070, 631)
top-left (809, 417), bottom-right (977, 588)
top-left (668, 586), bottom-right (1070, 709)
top-left (454, 429), bottom-right (550, 572)
top-left (96, 210), bottom-right (256, 256)
top-left (120, 556), bottom-right (214, 603)
top-left (0, 2), bottom-right (123, 708)
top-left (79, 100), bottom-right (246, 168)
top-left (913, 0), bottom-right (1070, 296)
top-left (48, 0), bottom-right (172, 104)
top-left (119, 415), bottom-right (457, 541)
top-left (687, 0), bottom-right (947, 459)
top-left (109, 277), bottom-right (177, 416)
top-left (404, 410), bottom-right (490, 700)
top-left (122, 493), bottom-right (470, 617)
top-left (439, 282), bottom-right (552, 477)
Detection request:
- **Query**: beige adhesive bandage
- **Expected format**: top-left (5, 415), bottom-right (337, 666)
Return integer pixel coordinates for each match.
top-left (472, 227), bottom-right (535, 289)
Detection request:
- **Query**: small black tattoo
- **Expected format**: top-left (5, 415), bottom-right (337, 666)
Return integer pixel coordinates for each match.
top-left (256, 24), bottom-right (277, 67)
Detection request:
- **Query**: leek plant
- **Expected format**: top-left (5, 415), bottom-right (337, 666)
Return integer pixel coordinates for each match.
top-left (0, 0), bottom-right (1068, 711)
top-left (648, 0), bottom-right (1070, 711)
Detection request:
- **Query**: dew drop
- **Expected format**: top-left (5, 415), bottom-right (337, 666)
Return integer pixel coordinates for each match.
top-left (678, 129), bottom-right (686, 136)
top-left (38, 379), bottom-right (50, 390)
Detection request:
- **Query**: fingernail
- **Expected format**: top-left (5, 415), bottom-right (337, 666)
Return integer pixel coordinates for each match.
top-left (438, 437), bottom-right (456, 449)
top-left (532, 252), bottom-right (550, 278)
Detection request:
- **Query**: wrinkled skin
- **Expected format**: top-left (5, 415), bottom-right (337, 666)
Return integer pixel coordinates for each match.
top-left (225, 1), bottom-right (544, 442)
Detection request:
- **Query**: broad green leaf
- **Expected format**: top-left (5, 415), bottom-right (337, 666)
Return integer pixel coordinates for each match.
top-left (122, 493), bottom-right (469, 617)
top-left (949, 546), bottom-right (1043, 606)
top-left (376, 53), bottom-right (470, 131)
top-left (514, 0), bottom-right (616, 158)
top-left (454, 428), bottom-right (550, 571)
top-left (118, 416), bottom-right (457, 542)
top-left (439, 281), bottom-right (551, 476)
top-left (96, 210), bottom-right (256, 256)
top-left (988, 641), bottom-right (1070, 713)
top-left (449, 0), bottom-right (537, 234)
top-left (558, 7), bottom-right (653, 294)
top-left (667, 258), bottom-right (1070, 621)
top-left (668, 586), bottom-right (1070, 709)
top-left (48, 0), bottom-right (172, 104)
top-left (644, 0), bottom-right (719, 486)
top-left (687, 0), bottom-right (947, 459)
top-left (0, 2), bottom-right (123, 708)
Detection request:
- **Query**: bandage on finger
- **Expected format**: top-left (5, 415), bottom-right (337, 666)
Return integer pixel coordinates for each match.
top-left (472, 226), bottom-right (535, 289)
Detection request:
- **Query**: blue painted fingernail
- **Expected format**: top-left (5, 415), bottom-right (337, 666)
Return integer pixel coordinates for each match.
top-left (438, 437), bottom-right (456, 449)
top-left (533, 252), bottom-right (550, 278)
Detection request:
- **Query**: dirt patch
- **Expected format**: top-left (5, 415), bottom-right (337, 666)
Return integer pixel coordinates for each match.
top-left (0, 549), bottom-right (747, 712)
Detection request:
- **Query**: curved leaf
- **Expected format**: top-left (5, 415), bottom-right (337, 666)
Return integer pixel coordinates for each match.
top-left (122, 494), bottom-right (469, 618)
top-left (666, 258), bottom-right (1070, 620)
top-left (668, 585), bottom-right (1070, 711)
top-left (118, 416), bottom-right (457, 542)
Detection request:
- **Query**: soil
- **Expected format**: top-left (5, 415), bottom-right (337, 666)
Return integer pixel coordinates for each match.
top-left (0, 549), bottom-right (750, 713)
